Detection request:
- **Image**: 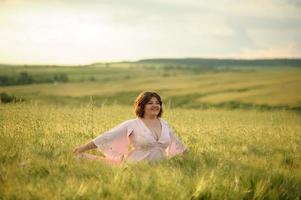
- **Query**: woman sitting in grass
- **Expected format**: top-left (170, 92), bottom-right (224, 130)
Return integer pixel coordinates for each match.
top-left (73, 91), bottom-right (187, 165)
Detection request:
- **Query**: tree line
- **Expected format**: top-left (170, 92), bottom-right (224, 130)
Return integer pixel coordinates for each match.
top-left (0, 72), bottom-right (68, 86)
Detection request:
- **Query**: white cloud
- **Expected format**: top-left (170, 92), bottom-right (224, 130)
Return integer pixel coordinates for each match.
top-left (0, 0), bottom-right (300, 64)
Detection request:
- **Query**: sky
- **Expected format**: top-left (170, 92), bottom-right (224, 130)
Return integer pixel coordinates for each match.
top-left (0, 0), bottom-right (301, 65)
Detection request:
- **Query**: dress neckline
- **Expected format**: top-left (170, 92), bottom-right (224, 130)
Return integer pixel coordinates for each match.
top-left (138, 118), bottom-right (163, 142)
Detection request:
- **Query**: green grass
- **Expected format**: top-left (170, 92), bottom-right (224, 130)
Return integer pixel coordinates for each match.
top-left (0, 64), bottom-right (301, 199)
top-left (1, 65), bottom-right (301, 110)
top-left (1, 102), bottom-right (301, 199)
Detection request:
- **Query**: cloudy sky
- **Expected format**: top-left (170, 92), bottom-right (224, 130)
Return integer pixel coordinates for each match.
top-left (0, 0), bottom-right (300, 65)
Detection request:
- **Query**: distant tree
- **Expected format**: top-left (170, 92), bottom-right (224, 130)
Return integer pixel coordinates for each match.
top-left (0, 75), bottom-right (11, 85)
top-left (0, 92), bottom-right (24, 103)
top-left (54, 74), bottom-right (68, 82)
top-left (17, 72), bottom-right (33, 84)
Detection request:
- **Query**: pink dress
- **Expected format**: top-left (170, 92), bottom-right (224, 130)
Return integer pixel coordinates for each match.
top-left (92, 118), bottom-right (187, 164)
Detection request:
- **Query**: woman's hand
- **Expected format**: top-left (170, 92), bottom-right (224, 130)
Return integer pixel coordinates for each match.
top-left (73, 141), bottom-right (97, 154)
top-left (73, 145), bottom-right (86, 154)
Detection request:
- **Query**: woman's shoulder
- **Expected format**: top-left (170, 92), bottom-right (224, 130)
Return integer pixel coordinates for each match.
top-left (159, 118), bottom-right (170, 126)
top-left (120, 118), bottom-right (140, 126)
top-left (122, 118), bottom-right (171, 127)
top-left (124, 118), bottom-right (170, 126)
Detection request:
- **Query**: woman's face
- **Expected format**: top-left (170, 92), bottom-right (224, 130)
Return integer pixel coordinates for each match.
top-left (144, 97), bottom-right (161, 117)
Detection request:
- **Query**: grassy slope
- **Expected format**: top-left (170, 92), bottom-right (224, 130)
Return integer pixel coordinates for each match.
top-left (0, 65), bottom-right (301, 110)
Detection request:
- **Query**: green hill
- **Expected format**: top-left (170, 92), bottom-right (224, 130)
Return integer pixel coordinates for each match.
top-left (137, 58), bottom-right (301, 68)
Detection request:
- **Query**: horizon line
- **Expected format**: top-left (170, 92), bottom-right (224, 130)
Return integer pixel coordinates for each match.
top-left (1, 57), bottom-right (301, 66)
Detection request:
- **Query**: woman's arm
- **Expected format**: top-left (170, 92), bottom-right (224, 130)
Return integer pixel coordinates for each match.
top-left (73, 141), bottom-right (97, 154)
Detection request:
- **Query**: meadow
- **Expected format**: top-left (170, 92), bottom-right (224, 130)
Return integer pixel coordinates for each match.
top-left (0, 62), bottom-right (301, 199)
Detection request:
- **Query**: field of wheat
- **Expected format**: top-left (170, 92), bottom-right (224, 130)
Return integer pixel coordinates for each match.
top-left (1, 65), bottom-right (301, 199)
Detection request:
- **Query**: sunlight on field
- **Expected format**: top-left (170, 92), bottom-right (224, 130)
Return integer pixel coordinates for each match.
top-left (1, 102), bottom-right (301, 199)
top-left (1, 64), bottom-right (301, 199)
top-left (1, 67), bottom-right (301, 108)
top-left (197, 76), bottom-right (301, 106)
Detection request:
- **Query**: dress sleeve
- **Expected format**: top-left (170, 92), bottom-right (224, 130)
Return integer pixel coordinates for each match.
top-left (92, 120), bottom-right (133, 161)
top-left (166, 125), bottom-right (187, 158)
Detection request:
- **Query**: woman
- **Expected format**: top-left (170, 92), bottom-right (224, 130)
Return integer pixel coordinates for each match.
top-left (73, 91), bottom-right (187, 165)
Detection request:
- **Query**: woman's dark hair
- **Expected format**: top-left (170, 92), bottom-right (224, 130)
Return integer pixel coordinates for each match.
top-left (134, 91), bottom-right (163, 118)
